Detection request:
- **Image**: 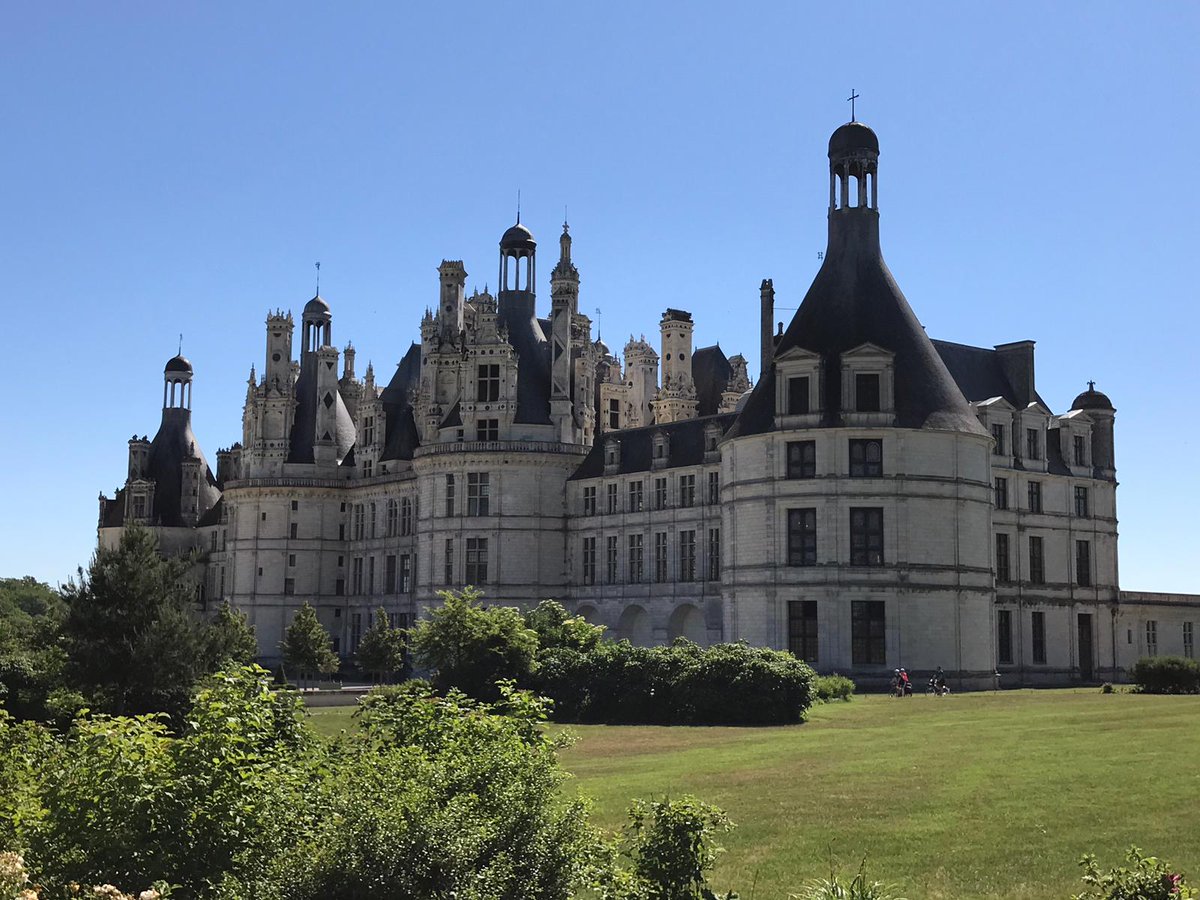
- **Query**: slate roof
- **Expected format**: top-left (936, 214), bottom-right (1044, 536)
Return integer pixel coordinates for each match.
top-left (931, 340), bottom-right (1049, 409)
top-left (691, 345), bottom-right (732, 416)
top-left (497, 293), bottom-right (552, 425)
top-left (287, 360), bottom-right (356, 464)
top-left (570, 414), bottom-right (735, 480)
top-left (380, 342), bottom-right (422, 462)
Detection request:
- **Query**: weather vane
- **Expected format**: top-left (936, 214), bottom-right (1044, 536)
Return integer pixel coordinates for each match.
top-left (315, 261), bottom-right (321, 295)
top-left (847, 88), bottom-right (860, 122)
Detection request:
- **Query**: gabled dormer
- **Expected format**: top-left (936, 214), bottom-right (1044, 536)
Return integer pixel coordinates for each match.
top-left (774, 346), bottom-right (822, 429)
top-left (703, 420), bottom-right (723, 462)
top-left (604, 437), bottom-right (621, 475)
top-left (1015, 400), bottom-right (1052, 473)
top-left (1056, 409), bottom-right (1094, 476)
top-left (650, 430), bottom-right (670, 469)
top-left (974, 396), bottom-right (1016, 465)
top-left (840, 342), bottom-right (895, 427)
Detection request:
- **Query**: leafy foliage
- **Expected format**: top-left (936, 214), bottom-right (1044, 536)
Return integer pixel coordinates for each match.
top-left (601, 796), bottom-right (737, 900)
top-left (791, 857), bottom-right (908, 900)
top-left (408, 587), bottom-right (539, 699)
top-left (812, 674), bottom-right (856, 703)
top-left (532, 639), bottom-right (815, 725)
top-left (59, 526), bottom-right (257, 721)
top-left (205, 602), bottom-right (259, 668)
top-left (524, 599), bottom-right (606, 653)
top-left (279, 602), bottom-right (339, 686)
top-left (1072, 847), bottom-right (1195, 900)
top-left (354, 606), bottom-right (406, 682)
top-left (1131, 656), bottom-right (1200, 694)
top-left (0, 577), bottom-right (66, 721)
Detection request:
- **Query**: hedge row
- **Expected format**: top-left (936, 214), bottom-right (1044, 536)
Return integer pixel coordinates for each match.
top-left (1131, 656), bottom-right (1200, 694)
top-left (529, 639), bottom-right (815, 726)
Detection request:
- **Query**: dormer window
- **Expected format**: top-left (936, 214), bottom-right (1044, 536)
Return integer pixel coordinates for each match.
top-left (855, 374), bottom-right (880, 412)
top-left (704, 421), bottom-right (722, 456)
top-left (787, 376), bottom-right (810, 415)
top-left (1025, 427), bottom-right (1041, 461)
top-left (992, 423), bottom-right (1007, 455)
top-left (1073, 434), bottom-right (1087, 467)
top-left (604, 438), bottom-right (621, 475)
top-left (651, 431), bottom-right (670, 466)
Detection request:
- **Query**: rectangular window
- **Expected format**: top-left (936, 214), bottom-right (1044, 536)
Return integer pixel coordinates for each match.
top-left (1029, 536), bottom-right (1045, 585)
top-left (850, 508), bottom-right (884, 566)
top-left (289, 522), bottom-right (298, 539)
top-left (467, 472), bottom-right (490, 516)
top-left (855, 373), bottom-right (881, 412)
top-left (787, 375), bottom-right (810, 415)
top-left (653, 532), bottom-right (668, 582)
top-left (339, 523), bottom-right (345, 542)
top-left (608, 398), bottom-right (620, 430)
top-left (362, 417), bottom-right (375, 446)
top-left (707, 471), bottom-right (720, 505)
top-left (476, 418), bottom-right (499, 442)
top-left (679, 530), bottom-right (696, 582)
top-left (849, 439), bottom-right (883, 477)
top-left (1026, 427), bottom-right (1041, 461)
top-left (288, 553), bottom-right (296, 568)
top-left (335, 577), bottom-right (345, 597)
top-left (363, 459), bottom-right (373, 478)
top-left (1074, 486), bottom-right (1089, 518)
top-left (997, 609), bottom-right (1013, 664)
top-left (1075, 540), bottom-right (1091, 587)
top-left (996, 533), bottom-right (1010, 584)
top-left (628, 480), bottom-right (644, 512)
top-left (368, 556), bottom-right (375, 594)
top-left (466, 537), bottom-right (488, 584)
top-left (607, 482), bottom-right (618, 514)
top-left (994, 477), bottom-right (1009, 510)
top-left (444, 538), bottom-right (454, 584)
top-left (606, 535), bottom-right (619, 583)
top-left (353, 504), bottom-right (364, 540)
top-left (654, 477), bottom-right (668, 511)
top-left (1027, 481), bottom-right (1042, 514)
top-left (385, 554), bottom-right (397, 593)
top-left (1074, 434), bottom-right (1087, 466)
top-left (583, 485), bottom-right (597, 516)
top-left (786, 440), bottom-right (816, 479)
top-left (350, 612), bottom-right (363, 653)
top-left (386, 500), bottom-right (398, 537)
top-left (369, 502), bottom-right (377, 539)
top-left (1145, 620), bottom-right (1158, 657)
top-left (1032, 611), bottom-right (1046, 664)
top-left (992, 423), bottom-right (1007, 455)
top-left (1184, 622), bottom-right (1194, 659)
top-left (788, 600), bottom-right (819, 664)
top-left (445, 475), bottom-right (456, 517)
top-left (283, 577), bottom-right (295, 596)
top-left (851, 600), bottom-right (886, 665)
top-left (707, 527), bottom-right (721, 580)
top-left (400, 498), bottom-right (413, 536)
top-left (679, 474), bottom-right (696, 508)
top-left (399, 554), bottom-right (412, 593)
top-left (211, 531), bottom-right (218, 552)
top-left (787, 508), bottom-right (817, 567)
top-left (628, 534), bottom-right (644, 583)
top-left (352, 557), bottom-right (363, 594)
top-left (582, 537), bottom-right (597, 585)
top-left (477, 364), bottom-right (500, 402)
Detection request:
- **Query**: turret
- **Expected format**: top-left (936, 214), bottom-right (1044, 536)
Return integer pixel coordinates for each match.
top-left (624, 336), bottom-right (659, 428)
top-left (438, 261), bottom-right (467, 342)
top-left (1071, 382), bottom-right (1117, 478)
top-left (653, 309), bottom-right (698, 424)
top-left (264, 311), bottom-right (294, 389)
top-left (550, 222), bottom-right (580, 441)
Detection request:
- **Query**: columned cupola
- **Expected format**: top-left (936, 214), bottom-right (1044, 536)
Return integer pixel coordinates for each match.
top-left (164, 354), bottom-right (193, 410)
top-left (301, 295), bottom-right (332, 357)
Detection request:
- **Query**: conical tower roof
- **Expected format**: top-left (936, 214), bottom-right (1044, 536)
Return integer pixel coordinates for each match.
top-left (730, 121), bottom-right (986, 438)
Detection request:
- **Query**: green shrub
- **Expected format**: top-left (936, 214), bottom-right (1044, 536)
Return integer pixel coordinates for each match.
top-left (1131, 656), bottom-right (1200, 694)
top-left (531, 639), bottom-right (814, 726)
top-left (1100, 681), bottom-right (1114, 694)
top-left (812, 674), bottom-right (856, 703)
top-left (1072, 846), bottom-right (1195, 899)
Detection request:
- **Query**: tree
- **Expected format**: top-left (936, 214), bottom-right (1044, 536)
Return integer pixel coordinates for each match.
top-left (59, 525), bottom-right (239, 720)
top-left (280, 602), bottom-right (339, 688)
top-left (355, 607), bottom-right (405, 683)
top-left (524, 598), bottom-right (605, 652)
top-left (206, 602), bottom-right (259, 667)
top-left (0, 577), bottom-right (66, 720)
top-left (408, 587), bottom-right (539, 699)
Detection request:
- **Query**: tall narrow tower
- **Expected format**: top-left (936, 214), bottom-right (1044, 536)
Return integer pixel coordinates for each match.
top-left (550, 221), bottom-right (580, 441)
top-left (438, 260), bottom-right (467, 342)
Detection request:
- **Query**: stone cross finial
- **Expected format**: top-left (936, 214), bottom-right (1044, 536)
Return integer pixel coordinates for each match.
top-left (1088, 380), bottom-right (1096, 391)
top-left (847, 89), bottom-right (860, 122)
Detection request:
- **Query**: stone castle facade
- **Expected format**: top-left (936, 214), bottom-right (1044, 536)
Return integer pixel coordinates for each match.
top-left (99, 121), bottom-right (1200, 687)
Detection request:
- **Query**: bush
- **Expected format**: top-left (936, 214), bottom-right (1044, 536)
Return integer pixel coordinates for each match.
top-left (1101, 681), bottom-right (1114, 694)
top-left (1131, 656), bottom-right (1200, 694)
top-left (530, 639), bottom-right (814, 726)
top-left (792, 857), bottom-right (907, 900)
top-left (1072, 847), bottom-right (1195, 900)
top-left (812, 674), bottom-right (856, 703)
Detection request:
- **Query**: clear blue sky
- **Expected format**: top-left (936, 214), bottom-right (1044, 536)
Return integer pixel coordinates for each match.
top-left (2, 2), bottom-right (1197, 591)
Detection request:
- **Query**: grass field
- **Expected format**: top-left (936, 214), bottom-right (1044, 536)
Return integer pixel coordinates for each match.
top-left (306, 690), bottom-right (1200, 899)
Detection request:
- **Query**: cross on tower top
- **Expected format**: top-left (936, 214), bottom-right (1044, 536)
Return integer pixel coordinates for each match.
top-left (847, 89), bottom-right (860, 122)
top-left (1088, 380), bottom-right (1096, 391)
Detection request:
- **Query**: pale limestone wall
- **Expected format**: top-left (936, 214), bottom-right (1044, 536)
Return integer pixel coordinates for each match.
top-left (1116, 592), bottom-right (1200, 673)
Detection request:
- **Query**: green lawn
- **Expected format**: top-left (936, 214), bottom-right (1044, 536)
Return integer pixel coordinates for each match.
top-left (304, 690), bottom-right (1200, 899)
top-left (559, 690), bottom-right (1200, 899)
